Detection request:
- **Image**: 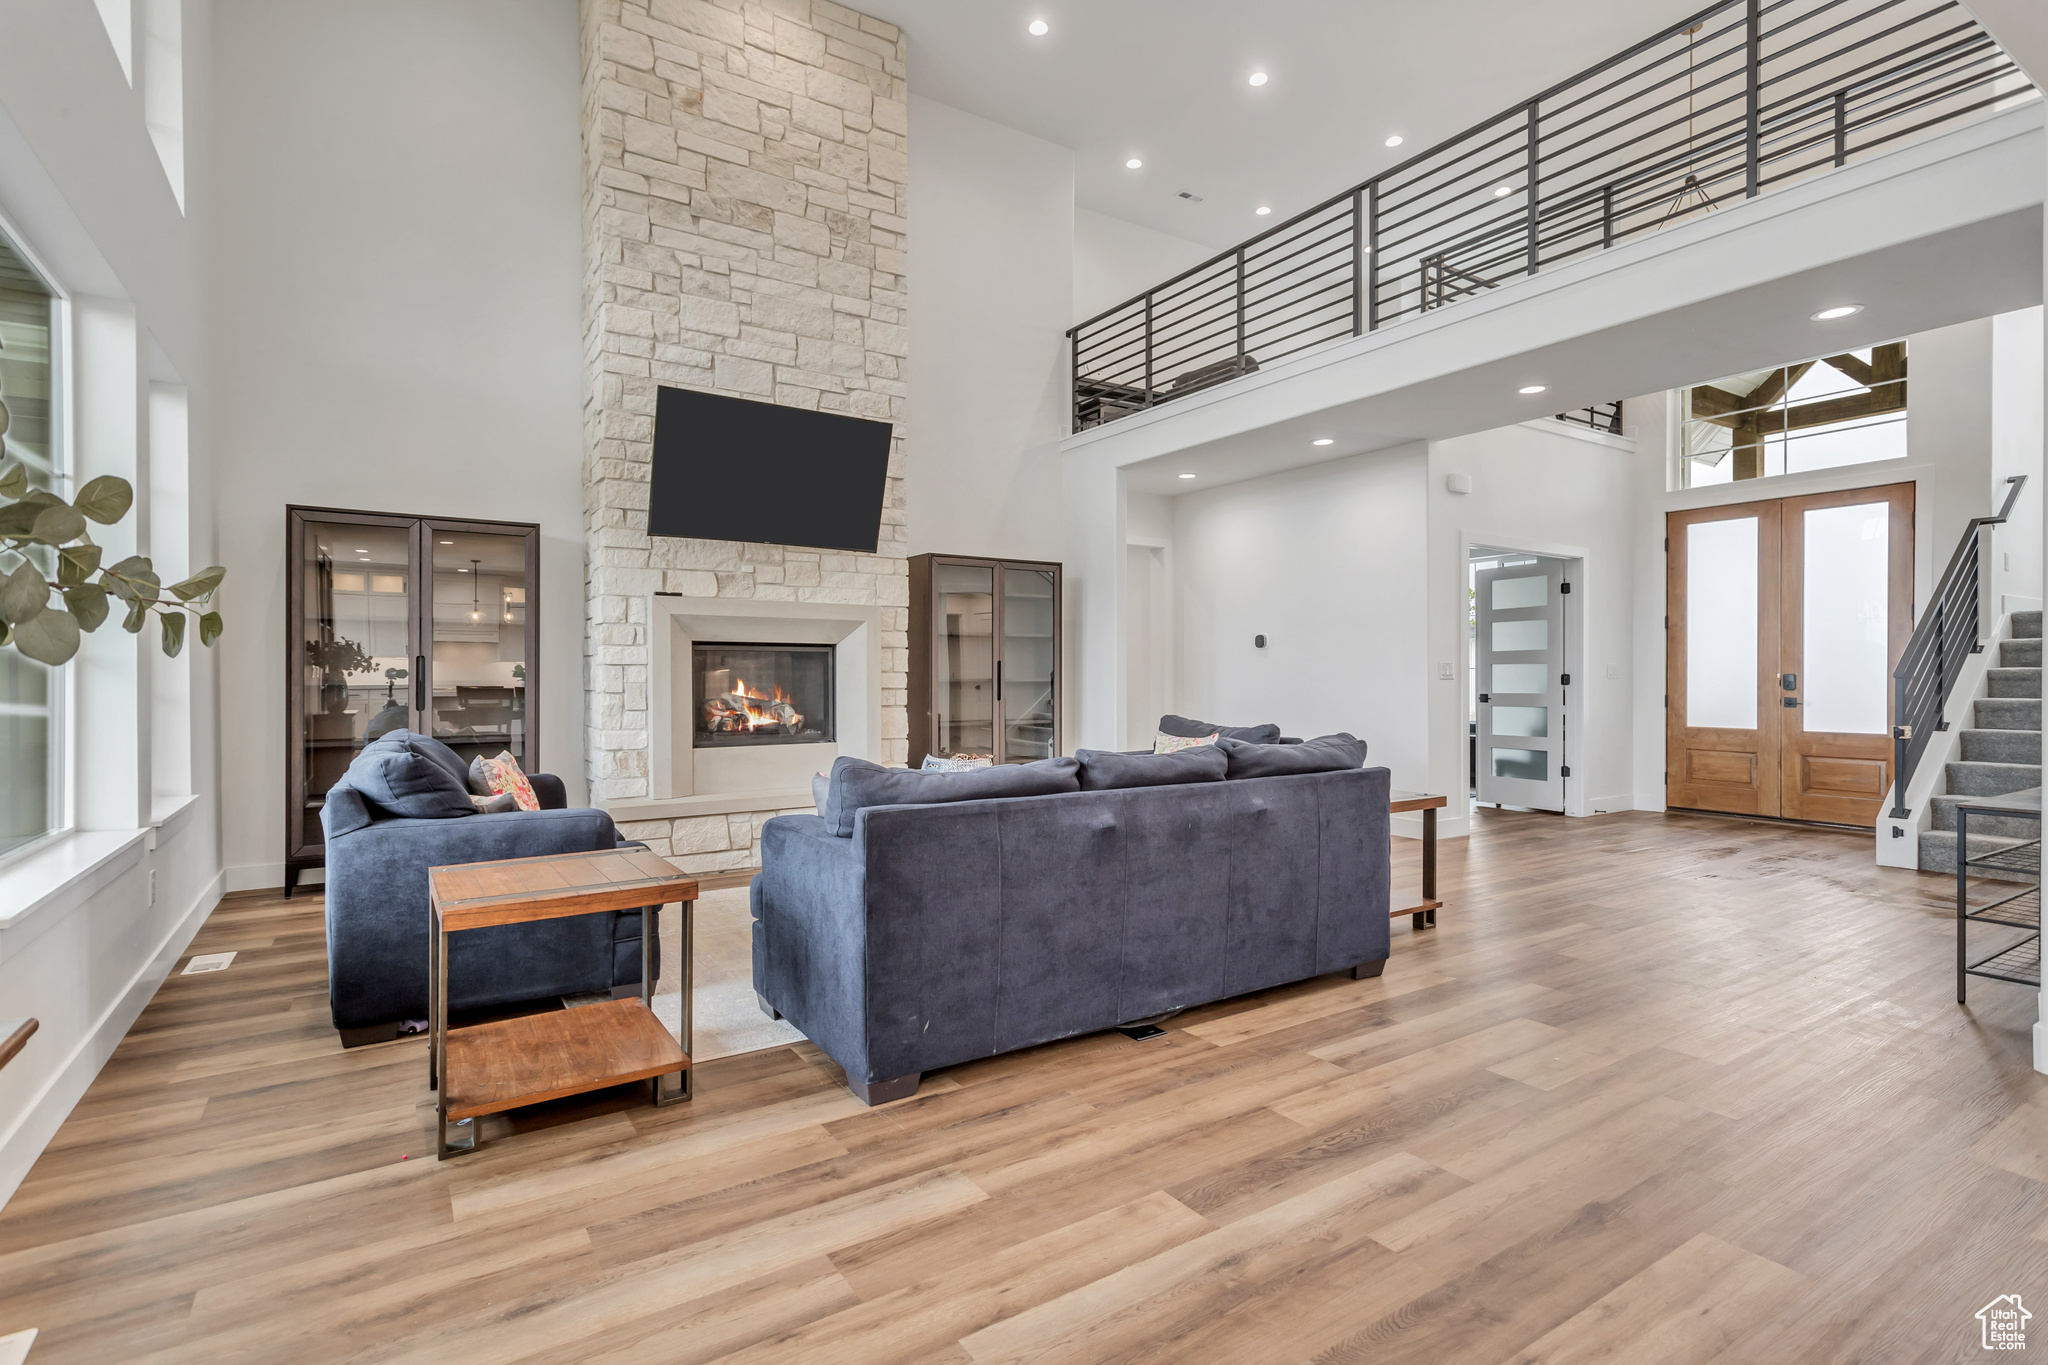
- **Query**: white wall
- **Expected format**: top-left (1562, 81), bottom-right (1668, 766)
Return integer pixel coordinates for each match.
top-left (1428, 421), bottom-right (1643, 831)
top-left (903, 97), bottom-right (1071, 564)
top-left (1073, 206), bottom-right (1211, 326)
top-left (1993, 306), bottom-right (2045, 610)
top-left (0, 0), bottom-right (222, 1209)
top-left (1170, 444), bottom-right (1431, 788)
top-left (208, 0), bottom-right (585, 889)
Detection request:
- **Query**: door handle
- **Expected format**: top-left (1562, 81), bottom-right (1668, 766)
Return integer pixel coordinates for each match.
top-left (1478, 693), bottom-right (1491, 704)
top-left (415, 655), bottom-right (426, 711)
top-left (1783, 697), bottom-right (1800, 708)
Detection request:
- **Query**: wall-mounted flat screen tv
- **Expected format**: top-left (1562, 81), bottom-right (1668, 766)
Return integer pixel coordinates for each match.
top-left (647, 386), bottom-right (893, 553)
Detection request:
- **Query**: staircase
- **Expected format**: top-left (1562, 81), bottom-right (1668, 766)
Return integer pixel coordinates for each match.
top-left (1918, 610), bottom-right (2042, 879)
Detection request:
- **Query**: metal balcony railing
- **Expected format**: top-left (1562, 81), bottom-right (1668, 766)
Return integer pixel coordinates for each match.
top-left (1068, 0), bottom-right (2036, 432)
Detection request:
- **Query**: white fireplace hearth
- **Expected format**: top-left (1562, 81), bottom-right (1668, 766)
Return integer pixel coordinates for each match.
top-left (600, 595), bottom-right (884, 870)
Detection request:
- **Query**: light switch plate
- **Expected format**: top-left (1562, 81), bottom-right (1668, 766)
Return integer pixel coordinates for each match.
top-left (1606, 663), bottom-right (1620, 679)
top-left (1438, 662), bottom-right (1455, 679)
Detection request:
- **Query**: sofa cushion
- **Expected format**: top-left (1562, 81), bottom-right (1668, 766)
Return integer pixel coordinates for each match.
top-left (1076, 745), bottom-right (1229, 790)
top-left (1158, 714), bottom-right (1283, 744)
top-left (1218, 732), bottom-right (1367, 779)
top-left (343, 731), bottom-right (478, 820)
top-left (823, 754), bottom-right (1082, 835)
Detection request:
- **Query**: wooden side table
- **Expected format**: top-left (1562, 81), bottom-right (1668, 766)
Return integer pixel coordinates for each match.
top-left (1389, 791), bottom-right (1446, 931)
top-left (427, 847), bottom-right (698, 1159)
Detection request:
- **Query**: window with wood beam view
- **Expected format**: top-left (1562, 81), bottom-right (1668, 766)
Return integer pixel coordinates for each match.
top-left (1680, 341), bottom-right (1907, 486)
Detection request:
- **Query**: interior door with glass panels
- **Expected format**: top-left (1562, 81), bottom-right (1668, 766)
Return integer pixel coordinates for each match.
top-left (1668, 501), bottom-right (1783, 816)
top-left (419, 520), bottom-right (540, 776)
top-left (1777, 485), bottom-right (1913, 824)
top-left (1475, 557), bottom-right (1567, 811)
top-left (999, 565), bottom-right (1058, 762)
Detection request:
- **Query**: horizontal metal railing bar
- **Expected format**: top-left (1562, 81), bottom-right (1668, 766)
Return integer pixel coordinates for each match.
top-left (1241, 223), bottom-right (1355, 285)
top-left (1537, 41), bottom-right (1755, 162)
top-left (1761, 0), bottom-right (1946, 78)
top-left (1244, 267), bottom-right (1354, 317)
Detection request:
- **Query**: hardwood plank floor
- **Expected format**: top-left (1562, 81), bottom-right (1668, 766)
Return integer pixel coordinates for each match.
top-left (2, 808), bottom-right (2044, 1363)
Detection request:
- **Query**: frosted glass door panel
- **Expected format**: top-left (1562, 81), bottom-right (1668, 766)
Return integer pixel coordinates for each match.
top-left (1801, 503), bottom-right (1889, 734)
top-left (1492, 575), bottom-right (1547, 610)
top-left (1492, 619), bottom-right (1548, 652)
top-left (1686, 517), bottom-right (1759, 729)
top-left (1492, 748), bottom-right (1549, 781)
top-left (1491, 663), bottom-right (1548, 694)
top-left (1492, 705), bottom-right (1549, 737)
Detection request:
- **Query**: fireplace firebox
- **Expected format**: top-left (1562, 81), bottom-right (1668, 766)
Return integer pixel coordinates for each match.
top-left (693, 644), bottom-right (835, 747)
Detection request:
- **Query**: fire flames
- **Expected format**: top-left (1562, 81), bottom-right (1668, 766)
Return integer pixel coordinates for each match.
top-left (703, 677), bottom-right (804, 734)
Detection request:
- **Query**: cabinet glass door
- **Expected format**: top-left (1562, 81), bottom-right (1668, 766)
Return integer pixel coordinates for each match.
top-left (297, 516), bottom-right (418, 852)
top-left (934, 562), bottom-right (995, 759)
top-left (1000, 566), bottom-right (1057, 762)
top-left (422, 524), bottom-right (536, 773)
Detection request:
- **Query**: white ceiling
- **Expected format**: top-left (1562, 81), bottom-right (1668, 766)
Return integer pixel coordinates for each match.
top-left (865, 0), bottom-right (1714, 249)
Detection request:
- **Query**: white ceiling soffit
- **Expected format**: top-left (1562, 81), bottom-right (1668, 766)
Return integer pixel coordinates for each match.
top-left (865, 0), bottom-right (1713, 248)
top-left (1062, 109), bottom-right (2044, 496)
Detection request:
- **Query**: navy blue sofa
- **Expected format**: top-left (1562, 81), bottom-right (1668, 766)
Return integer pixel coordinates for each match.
top-left (753, 762), bottom-right (1390, 1103)
top-left (320, 731), bottom-right (653, 1038)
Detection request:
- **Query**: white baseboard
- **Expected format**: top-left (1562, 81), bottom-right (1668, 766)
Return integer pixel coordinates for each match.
top-left (0, 869), bottom-right (222, 1210)
top-left (1586, 794), bottom-right (1633, 815)
top-left (2036, 1018), bottom-right (2048, 1076)
top-left (225, 862), bottom-right (321, 894)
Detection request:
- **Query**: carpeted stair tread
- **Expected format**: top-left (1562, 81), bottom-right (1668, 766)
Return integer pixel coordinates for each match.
top-left (1918, 827), bottom-right (2038, 881)
top-left (1986, 668), bottom-right (2042, 699)
top-left (2015, 610), bottom-right (2042, 640)
top-left (1930, 794), bottom-right (2042, 837)
top-left (1944, 760), bottom-right (2041, 797)
top-left (2002, 637), bottom-right (2042, 668)
top-left (1960, 727), bottom-right (2041, 765)
top-left (1974, 698), bottom-right (2042, 731)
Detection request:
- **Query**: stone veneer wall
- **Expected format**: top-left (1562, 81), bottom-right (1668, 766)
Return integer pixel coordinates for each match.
top-left (579, 0), bottom-right (910, 872)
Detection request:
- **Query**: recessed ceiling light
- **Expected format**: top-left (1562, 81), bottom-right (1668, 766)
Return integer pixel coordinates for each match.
top-left (1027, 18), bottom-right (1048, 35)
top-left (1313, 438), bottom-right (1334, 446)
top-left (1126, 158), bottom-right (1143, 169)
top-left (1811, 304), bottom-right (1863, 320)
top-left (1384, 135), bottom-right (1404, 147)
top-left (1255, 205), bottom-right (1271, 216)
top-left (1248, 72), bottom-right (1268, 87)
top-left (1178, 472), bottom-right (1197, 479)
top-left (1518, 385), bottom-right (1548, 395)
top-left (1495, 185), bottom-right (1513, 197)
top-left (457, 567), bottom-right (469, 572)
top-left (439, 540), bottom-right (453, 544)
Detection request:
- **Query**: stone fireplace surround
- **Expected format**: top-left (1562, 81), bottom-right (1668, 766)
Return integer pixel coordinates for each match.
top-left (580, 0), bottom-right (911, 873)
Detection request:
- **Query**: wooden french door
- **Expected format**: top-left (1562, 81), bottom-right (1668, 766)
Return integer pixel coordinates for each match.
top-left (1667, 483), bottom-right (1913, 824)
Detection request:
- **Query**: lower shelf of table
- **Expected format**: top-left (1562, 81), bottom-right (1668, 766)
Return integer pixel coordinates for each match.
top-left (1392, 900), bottom-right (1443, 919)
top-left (442, 999), bottom-right (689, 1121)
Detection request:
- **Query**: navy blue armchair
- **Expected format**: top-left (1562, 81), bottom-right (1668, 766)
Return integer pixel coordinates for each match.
top-left (320, 735), bottom-right (654, 1037)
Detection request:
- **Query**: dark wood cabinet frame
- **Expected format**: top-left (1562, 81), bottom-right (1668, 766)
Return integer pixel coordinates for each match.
top-left (285, 507), bottom-right (540, 894)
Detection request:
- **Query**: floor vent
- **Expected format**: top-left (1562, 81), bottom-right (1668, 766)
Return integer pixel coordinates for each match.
top-left (183, 952), bottom-right (236, 975)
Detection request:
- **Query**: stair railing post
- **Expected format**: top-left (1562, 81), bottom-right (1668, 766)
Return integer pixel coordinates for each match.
top-left (1525, 100), bottom-right (1540, 277)
top-left (1351, 189), bottom-right (1364, 337)
top-left (1143, 293), bottom-right (1154, 407)
top-left (1367, 180), bottom-right (1380, 330)
top-left (1235, 247), bottom-right (1247, 373)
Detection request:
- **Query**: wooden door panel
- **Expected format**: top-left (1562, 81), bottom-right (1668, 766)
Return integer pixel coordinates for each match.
top-left (1777, 483), bottom-right (1913, 825)
top-left (1667, 500), bottom-right (1781, 817)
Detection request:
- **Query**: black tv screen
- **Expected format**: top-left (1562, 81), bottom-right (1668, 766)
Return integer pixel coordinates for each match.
top-left (647, 386), bottom-right (893, 552)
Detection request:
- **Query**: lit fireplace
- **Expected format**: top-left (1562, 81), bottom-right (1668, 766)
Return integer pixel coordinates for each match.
top-left (693, 644), bottom-right (834, 748)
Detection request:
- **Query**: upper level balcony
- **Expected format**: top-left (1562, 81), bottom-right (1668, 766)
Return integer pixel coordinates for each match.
top-left (1066, 0), bottom-right (2040, 435)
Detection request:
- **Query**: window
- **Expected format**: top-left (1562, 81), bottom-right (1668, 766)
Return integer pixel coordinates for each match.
top-left (0, 227), bottom-right (64, 860)
top-left (1679, 342), bottom-right (1907, 488)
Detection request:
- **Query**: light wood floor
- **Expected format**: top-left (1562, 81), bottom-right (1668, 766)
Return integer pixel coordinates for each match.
top-left (3, 809), bottom-right (2045, 1363)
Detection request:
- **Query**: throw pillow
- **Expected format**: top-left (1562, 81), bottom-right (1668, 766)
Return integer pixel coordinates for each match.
top-left (1076, 744), bottom-right (1229, 791)
top-left (469, 791), bottom-right (520, 814)
top-left (1217, 732), bottom-right (1368, 779)
top-left (478, 750), bottom-right (542, 811)
top-left (1153, 731), bottom-right (1220, 755)
top-left (823, 754), bottom-right (1082, 836)
top-left (1157, 714), bottom-right (1284, 745)
top-left (922, 753), bottom-right (995, 771)
top-left (812, 771), bottom-right (831, 820)
top-left (343, 734), bottom-right (477, 820)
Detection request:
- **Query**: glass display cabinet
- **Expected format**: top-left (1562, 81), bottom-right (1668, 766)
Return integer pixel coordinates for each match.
top-left (908, 554), bottom-right (1062, 767)
top-left (285, 507), bottom-right (539, 893)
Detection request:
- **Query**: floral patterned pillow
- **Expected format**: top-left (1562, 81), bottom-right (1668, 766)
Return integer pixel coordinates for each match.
top-left (1153, 731), bottom-right (1220, 755)
top-left (479, 750), bottom-right (540, 811)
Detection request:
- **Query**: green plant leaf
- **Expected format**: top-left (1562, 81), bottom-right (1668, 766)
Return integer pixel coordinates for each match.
top-left (199, 611), bottom-right (223, 647)
top-left (0, 502), bottom-right (40, 537)
top-left (0, 561), bottom-right (49, 624)
top-left (17, 489), bottom-right (61, 507)
top-left (28, 503), bottom-right (86, 546)
top-left (159, 610), bottom-right (185, 658)
top-left (57, 543), bottom-right (101, 586)
top-left (72, 475), bottom-right (133, 525)
top-left (0, 462), bottom-right (25, 498)
top-left (122, 597), bottom-right (148, 633)
top-left (168, 565), bottom-right (226, 603)
top-left (105, 555), bottom-right (159, 602)
top-left (63, 583), bottom-right (109, 632)
top-left (10, 605), bottom-right (80, 665)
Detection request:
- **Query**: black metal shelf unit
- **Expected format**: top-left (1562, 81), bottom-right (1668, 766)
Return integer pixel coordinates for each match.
top-left (1955, 802), bottom-right (2041, 1003)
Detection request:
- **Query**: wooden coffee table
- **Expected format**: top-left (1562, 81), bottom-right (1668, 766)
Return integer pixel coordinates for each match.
top-left (427, 847), bottom-right (698, 1159)
top-left (1390, 791), bottom-right (1446, 930)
